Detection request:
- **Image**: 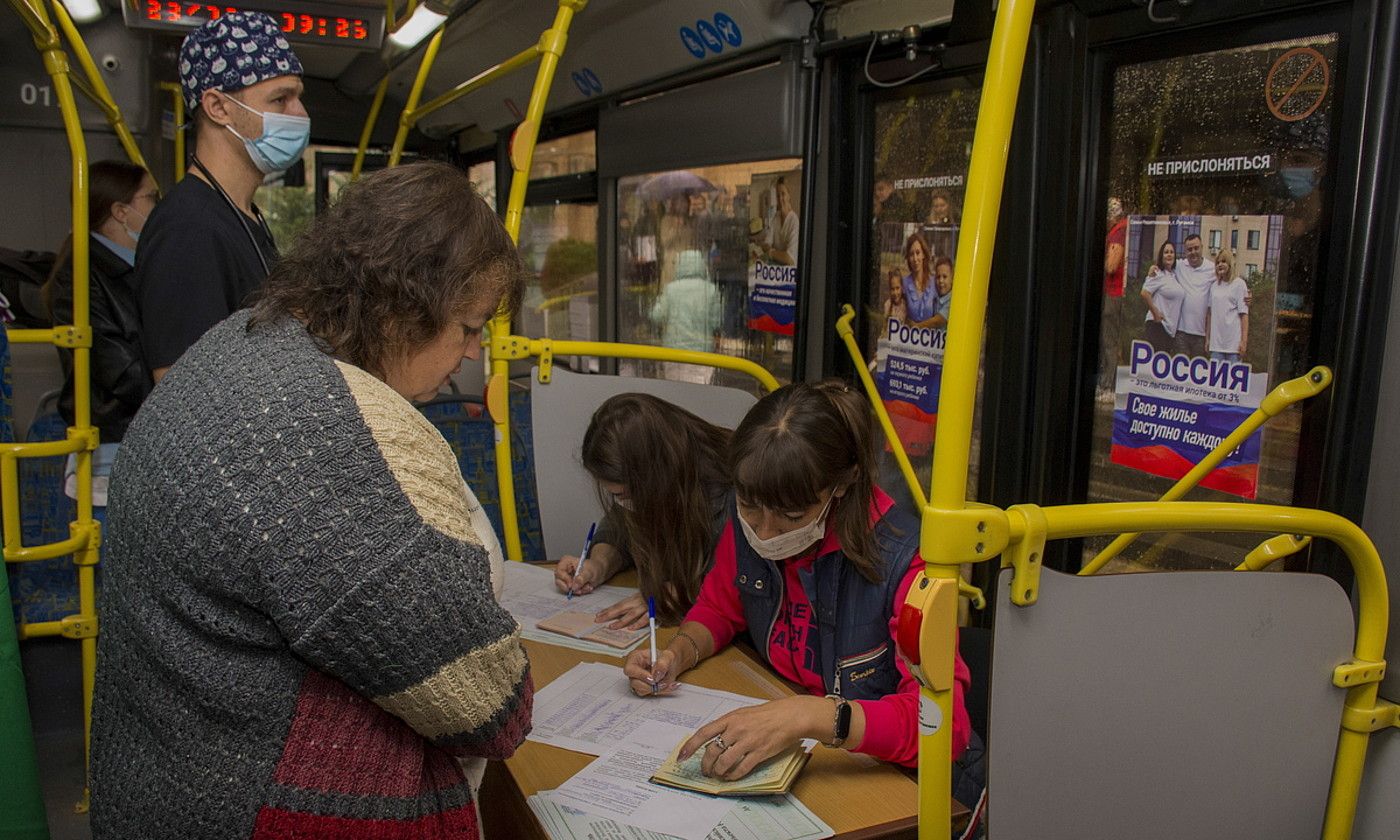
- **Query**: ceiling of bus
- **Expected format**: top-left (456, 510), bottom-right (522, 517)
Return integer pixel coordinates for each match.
top-left (372, 0), bottom-right (814, 140)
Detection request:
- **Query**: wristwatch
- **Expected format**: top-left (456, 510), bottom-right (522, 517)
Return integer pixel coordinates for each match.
top-left (824, 694), bottom-right (851, 748)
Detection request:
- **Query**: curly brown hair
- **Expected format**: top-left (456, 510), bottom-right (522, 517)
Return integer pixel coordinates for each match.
top-left (249, 161), bottom-right (524, 376)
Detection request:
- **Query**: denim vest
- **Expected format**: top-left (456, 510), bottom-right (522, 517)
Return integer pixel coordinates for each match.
top-left (730, 496), bottom-right (920, 702)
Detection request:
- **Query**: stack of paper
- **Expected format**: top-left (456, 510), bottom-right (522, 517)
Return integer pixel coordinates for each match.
top-left (527, 791), bottom-right (834, 840)
top-left (529, 662), bottom-right (761, 756)
top-left (651, 740), bottom-right (810, 797)
top-left (499, 561), bottom-right (647, 656)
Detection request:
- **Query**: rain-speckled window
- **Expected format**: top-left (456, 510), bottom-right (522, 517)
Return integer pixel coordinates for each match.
top-left (1087, 34), bottom-right (1338, 573)
top-left (866, 81), bottom-right (983, 507)
top-left (615, 159), bottom-right (801, 391)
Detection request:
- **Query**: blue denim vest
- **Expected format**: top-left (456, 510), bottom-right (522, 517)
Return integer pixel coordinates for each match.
top-left (730, 495), bottom-right (920, 702)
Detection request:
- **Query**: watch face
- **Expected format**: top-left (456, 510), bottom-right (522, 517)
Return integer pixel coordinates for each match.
top-left (835, 699), bottom-right (853, 739)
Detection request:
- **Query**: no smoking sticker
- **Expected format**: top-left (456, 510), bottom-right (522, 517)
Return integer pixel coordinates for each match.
top-left (1265, 47), bottom-right (1329, 122)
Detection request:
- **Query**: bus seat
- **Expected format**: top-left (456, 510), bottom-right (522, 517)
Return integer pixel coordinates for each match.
top-left (958, 624), bottom-right (991, 742)
top-left (529, 366), bottom-right (758, 562)
top-left (418, 388), bottom-right (545, 562)
top-left (987, 566), bottom-right (1354, 839)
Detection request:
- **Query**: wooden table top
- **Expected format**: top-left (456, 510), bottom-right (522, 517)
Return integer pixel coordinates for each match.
top-left (491, 566), bottom-right (935, 839)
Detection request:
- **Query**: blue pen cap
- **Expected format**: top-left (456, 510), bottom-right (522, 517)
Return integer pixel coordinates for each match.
top-left (647, 596), bottom-right (656, 618)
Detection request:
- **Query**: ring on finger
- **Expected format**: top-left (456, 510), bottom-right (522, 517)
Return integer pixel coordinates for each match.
top-left (712, 736), bottom-right (728, 752)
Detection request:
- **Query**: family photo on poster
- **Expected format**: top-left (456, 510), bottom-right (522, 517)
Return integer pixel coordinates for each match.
top-left (872, 211), bottom-right (960, 456)
top-left (1107, 214), bottom-right (1282, 499)
top-left (747, 170), bottom-right (801, 335)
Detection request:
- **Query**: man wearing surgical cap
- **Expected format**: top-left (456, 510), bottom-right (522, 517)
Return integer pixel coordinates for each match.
top-left (133, 11), bottom-right (308, 383)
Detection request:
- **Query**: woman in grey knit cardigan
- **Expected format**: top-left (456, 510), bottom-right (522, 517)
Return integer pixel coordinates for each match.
top-left (91, 161), bottom-right (532, 839)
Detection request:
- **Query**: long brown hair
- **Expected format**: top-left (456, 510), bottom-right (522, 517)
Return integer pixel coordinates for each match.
top-left (249, 161), bottom-right (524, 377)
top-left (44, 160), bottom-right (148, 304)
top-left (581, 394), bottom-right (731, 621)
top-left (729, 380), bottom-right (881, 582)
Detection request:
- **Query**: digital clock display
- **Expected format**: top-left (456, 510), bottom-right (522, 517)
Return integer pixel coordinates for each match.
top-left (122, 1), bottom-right (385, 51)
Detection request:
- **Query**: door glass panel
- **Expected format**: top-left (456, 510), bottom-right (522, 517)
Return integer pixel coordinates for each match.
top-left (616, 159), bottom-right (802, 392)
top-left (530, 130), bottom-right (597, 180)
top-left (1087, 34), bottom-right (1338, 572)
top-left (867, 83), bottom-right (984, 507)
top-left (517, 203), bottom-right (599, 372)
top-left (467, 159), bottom-right (497, 211)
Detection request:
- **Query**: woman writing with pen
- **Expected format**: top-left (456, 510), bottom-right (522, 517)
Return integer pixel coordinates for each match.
top-left (621, 381), bottom-right (981, 804)
top-left (553, 393), bottom-right (732, 630)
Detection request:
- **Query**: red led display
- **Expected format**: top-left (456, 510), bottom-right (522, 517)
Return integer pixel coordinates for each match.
top-left (126, 1), bottom-right (383, 50)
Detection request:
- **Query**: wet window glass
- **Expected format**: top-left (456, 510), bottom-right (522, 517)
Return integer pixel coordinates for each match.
top-left (1087, 34), bottom-right (1338, 572)
top-left (615, 159), bottom-right (802, 391)
top-left (867, 82), bottom-right (983, 505)
top-left (529, 130), bottom-right (596, 180)
top-left (516, 202), bottom-right (599, 371)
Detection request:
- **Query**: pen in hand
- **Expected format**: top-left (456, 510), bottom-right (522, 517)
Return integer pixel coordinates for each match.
top-left (567, 522), bottom-right (597, 601)
top-left (647, 596), bottom-right (658, 694)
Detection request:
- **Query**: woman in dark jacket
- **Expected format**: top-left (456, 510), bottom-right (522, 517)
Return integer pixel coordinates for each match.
top-left (46, 160), bottom-right (158, 440)
top-left (45, 160), bottom-right (158, 498)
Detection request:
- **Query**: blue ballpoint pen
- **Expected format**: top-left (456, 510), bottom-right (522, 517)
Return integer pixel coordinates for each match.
top-left (647, 597), bottom-right (658, 694)
top-left (568, 521), bottom-right (597, 600)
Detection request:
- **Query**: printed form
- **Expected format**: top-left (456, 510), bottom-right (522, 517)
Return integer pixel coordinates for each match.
top-left (530, 662), bottom-right (762, 756)
top-left (528, 792), bottom-right (834, 840)
top-left (543, 721), bottom-right (733, 840)
top-left (500, 562), bottom-right (646, 656)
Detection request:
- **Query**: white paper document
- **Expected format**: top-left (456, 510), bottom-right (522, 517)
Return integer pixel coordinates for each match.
top-left (529, 789), bottom-right (834, 840)
top-left (530, 662), bottom-right (763, 756)
top-left (500, 561), bottom-right (646, 656)
top-left (546, 721), bottom-right (732, 840)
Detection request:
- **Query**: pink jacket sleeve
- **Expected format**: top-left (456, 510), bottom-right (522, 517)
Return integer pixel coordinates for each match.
top-left (852, 555), bottom-right (972, 766)
top-left (682, 522), bottom-right (748, 651)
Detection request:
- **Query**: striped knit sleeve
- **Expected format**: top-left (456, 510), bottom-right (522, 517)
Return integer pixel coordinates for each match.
top-left (262, 361), bottom-right (532, 761)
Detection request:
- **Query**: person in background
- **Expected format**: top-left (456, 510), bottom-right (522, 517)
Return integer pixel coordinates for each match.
top-left (44, 160), bottom-right (158, 505)
top-left (1141, 240), bottom-right (1186, 354)
top-left (136, 11), bottom-right (307, 382)
top-left (553, 393), bottom-right (732, 630)
top-left (1204, 248), bottom-right (1249, 363)
top-left (926, 189), bottom-right (960, 225)
top-left (882, 270), bottom-right (908, 324)
top-left (900, 231), bottom-right (941, 329)
top-left (760, 177), bottom-right (800, 266)
top-left (649, 249), bottom-right (723, 384)
top-left (91, 162), bottom-right (531, 839)
top-left (1167, 233), bottom-right (1215, 358)
top-left (930, 255), bottom-right (954, 329)
top-left (622, 381), bottom-right (981, 804)
top-left (1099, 197), bottom-right (1129, 393)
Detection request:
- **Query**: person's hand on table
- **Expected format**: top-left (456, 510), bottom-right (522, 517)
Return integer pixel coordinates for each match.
top-left (623, 647), bottom-right (681, 697)
top-left (595, 592), bottom-right (648, 630)
top-left (553, 554), bottom-right (601, 597)
top-left (678, 696), bottom-right (831, 781)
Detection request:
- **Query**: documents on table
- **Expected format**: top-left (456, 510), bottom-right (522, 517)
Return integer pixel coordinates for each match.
top-left (546, 721), bottom-right (732, 840)
top-left (528, 789), bottom-right (834, 840)
top-left (530, 662), bottom-right (762, 756)
top-left (500, 561), bottom-right (646, 656)
top-left (651, 739), bottom-right (809, 797)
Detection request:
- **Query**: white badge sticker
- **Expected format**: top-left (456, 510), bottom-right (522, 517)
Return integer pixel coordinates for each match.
top-left (919, 693), bottom-right (944, 736)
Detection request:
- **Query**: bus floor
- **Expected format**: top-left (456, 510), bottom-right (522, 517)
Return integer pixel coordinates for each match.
top-left (19, 636), bottom-right (91, 840)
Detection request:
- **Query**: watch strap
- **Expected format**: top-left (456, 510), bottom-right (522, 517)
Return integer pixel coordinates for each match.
top-left (824, 694), bottom-right (851, 748)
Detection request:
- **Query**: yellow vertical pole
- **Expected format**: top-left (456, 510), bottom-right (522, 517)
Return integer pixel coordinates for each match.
top-left (492, 0), bottom-right (587, 561)
top-left (351, 76), bottom-right (390, 181)
top-left (917, 0), bottom-right (1036, 836)
top-left (158, 83), bottom-right (185, 182)
top-left (47, 0), bottom-right (147, 173)
top-left (388, 28), bottom-right (445, 167)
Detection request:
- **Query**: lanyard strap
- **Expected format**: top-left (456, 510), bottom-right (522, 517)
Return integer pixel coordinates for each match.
top-left (190, 156), bottom-right (273, 276)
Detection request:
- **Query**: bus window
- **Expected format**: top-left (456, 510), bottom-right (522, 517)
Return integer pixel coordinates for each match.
top-left (1087, 34), bottom-right (1339, 572)
top-left (616, 159), bottom-right (802, 391)
top-left (466, 159), bottom-right (496, 211)
top-left (529, 130), bottom-right (596, 180)
top-left (868, 81), bottom-right (984, 504)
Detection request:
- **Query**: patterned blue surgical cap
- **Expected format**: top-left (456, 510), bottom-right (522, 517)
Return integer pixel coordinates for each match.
top-left (178, 11), bottom-right (304, 113)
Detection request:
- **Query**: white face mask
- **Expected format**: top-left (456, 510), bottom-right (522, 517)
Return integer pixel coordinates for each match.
top-left (738, 496), bottom-right (833, 561)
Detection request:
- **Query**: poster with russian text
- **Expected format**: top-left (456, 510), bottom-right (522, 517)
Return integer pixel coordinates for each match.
top-left (1109, 214), bottom-right (1281, 498)
top-left (747, 170), bottom-right (801, 335)
top-left (872, 221), bottom-right (960, 456)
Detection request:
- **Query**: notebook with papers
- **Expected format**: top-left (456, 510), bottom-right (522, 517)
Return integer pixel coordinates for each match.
top-left (650, 739), bottom-right (810, 797)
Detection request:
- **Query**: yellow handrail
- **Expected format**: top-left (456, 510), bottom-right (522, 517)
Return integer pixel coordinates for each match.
top-left (387, 27), bottom-right (445, 167)
top-left (1082, 366), bottom-right (1333, 575)
top-left (47, 0), bottom-right (148, 173)
top-left (158, 82), bottom-right (185, 182)
top-left (350, 76), bottom-right (390, 181)
top-left (834, 304), bottom-right (927, 510)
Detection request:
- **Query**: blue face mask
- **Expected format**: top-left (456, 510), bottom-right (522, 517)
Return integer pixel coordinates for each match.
top-left (223, 93), bottom-right (310, 175)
